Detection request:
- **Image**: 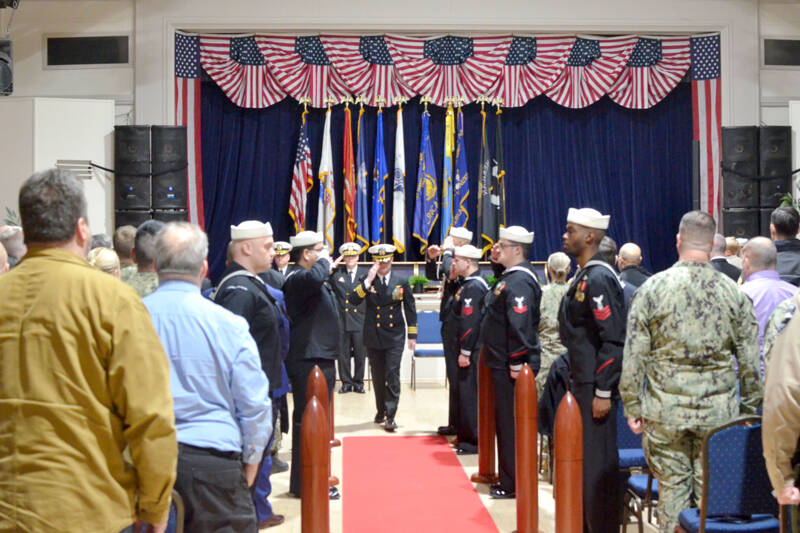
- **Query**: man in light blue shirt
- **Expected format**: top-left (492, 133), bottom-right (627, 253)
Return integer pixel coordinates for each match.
top-left (144, 222), bottom-right (271, 533)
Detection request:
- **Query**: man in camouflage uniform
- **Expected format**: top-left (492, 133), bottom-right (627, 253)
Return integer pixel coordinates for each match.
top-left (620, 210), bottom-right (762, 533)
top-left (112, 224), bottom-right (137, 283)
top-left (537, 251), bottom-right (570, 395)
top-left (764, 296), bottom-right (797, 368)
top-left (125, 220), bottom-right (163, 297)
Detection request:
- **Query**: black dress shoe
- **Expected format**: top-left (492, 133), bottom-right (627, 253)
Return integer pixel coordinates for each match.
top-left (437, 425), bottom-right (457, 436)
top-left (490, 482), bottom-right (502, 491)
top-left (353, 384), bottom-right (365, 393)
top-left (384, 418), bottom-right (397, 432)
top-left (339, 384), bottom-right (352, 394)
top-left (329, 486), bottom-right (341, 500)
top-left (489, 486), bottom-right (515, 499)
top-left (456, 447), bottom-right (478, 455)
top-left (374, 413), bottom-right (386, 424)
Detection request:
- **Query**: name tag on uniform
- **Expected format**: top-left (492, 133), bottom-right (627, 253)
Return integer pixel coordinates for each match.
top-left (392, 285), bottom-right (404, 300)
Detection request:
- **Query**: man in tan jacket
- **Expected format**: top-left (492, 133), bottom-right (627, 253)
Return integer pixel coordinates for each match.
top-left (0, 169), bottom-right (177, 533)
top-left (763, 290), bottom-right (800, 505)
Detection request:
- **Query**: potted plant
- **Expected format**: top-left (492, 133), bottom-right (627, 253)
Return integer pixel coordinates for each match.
top-left (408, 274), bottom-right (430, 294)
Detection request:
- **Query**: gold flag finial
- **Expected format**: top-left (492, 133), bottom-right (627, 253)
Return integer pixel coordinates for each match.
top-left (355, 96), bottom-right (368, 109)
top-left (341, 96), bottom-right (354, 108)
top-left (298, 96), bottom-right (311, 112)
top-left (476, 95), bottom-right (490, 110)
top-left (324, 97), bottom-right (337, 108)
top-left (420, 95), bottom-right (433, 113)
top-left (374, 96), bottom-right (385, 109)
top-left (393, 96), bottom-right (408, 109)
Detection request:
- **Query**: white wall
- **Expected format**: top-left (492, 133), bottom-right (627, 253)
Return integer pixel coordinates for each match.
top-left (0, 98), bottom-right (33, 222)
top-left (134, 0), bottom-right (761, 128)
top-left (759, 0), bottom-right (800, 125)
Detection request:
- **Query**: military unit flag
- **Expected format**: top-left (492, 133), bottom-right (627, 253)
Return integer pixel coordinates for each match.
top-left (477, 108), bottom-right (496, 253)
top-left (440, 105), bottom-right (455, 242)
top-left (412, 110), bottom-right (439, 253)
top-left (392, 105), bottom-right (407, 253)
top-left (371, 109), bottom-right (388, 245)
top-left (453, 107), bottom-right (469, 229)
top-left (355, 106), bottom-right (370, 249)
top-left (317, 107), bottom-right (336, 249)
top-left (343, 105), bottom-right (357, 243)
top-left (493, 107), bottom-right (506, 229)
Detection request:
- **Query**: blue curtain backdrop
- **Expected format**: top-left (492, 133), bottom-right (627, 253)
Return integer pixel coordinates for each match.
top-left (201, 81), bottom-right (692, 282)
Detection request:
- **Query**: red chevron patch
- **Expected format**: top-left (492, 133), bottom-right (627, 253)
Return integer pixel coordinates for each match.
top-left (593, 305), bottom-right (611, 321)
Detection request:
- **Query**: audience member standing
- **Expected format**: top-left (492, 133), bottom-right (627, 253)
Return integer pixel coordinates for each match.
top-left (126, 220), bottom-right (164, 297)
top-left (620, 210), bottom-right (762, 533)
top-left (449, 244), bottom-right (488, 455)
top-left (725, 236), bottom-right (743, 269)
top-left (740, 237), bottom-right (798, 355)
top-left (282, 231), bottom-right (342, 498)
top-left (762, 289), bottom-right (800, 506)
top-left (114, 224), bottom-right (137, 282)
top-left (480, 226), bottom-right (541, 499)
top-left (599, 236), bottom-right (635, 308)
top-left (0, 169), bottom-right (176, 533)
top-left (771, 206), bottom-right (800, 286)
top-left (709, 233), bottom-right (741, 282)
top-left (145, 222), bottom-right (271, 533)
top-left (537, 252), bottom-right (570, 395)
top-left (330, 242), bottom-right (368, 394)
top-left (350, 244), bottom-right (417, 432)
top-left (214, 220), bottom-right (284, 529)
top-left (263, 241), bottom-right (292, 289)
top-left (88, 246), bottom-right (121, 278)
top-left (559, 208), bottom-right (626, 533)
top-left (0, 224), bottom-right (26, 267)
top-left (616, 242), bottom-right (651, 288)
top-left (426, 226), bottom-right (473, 436)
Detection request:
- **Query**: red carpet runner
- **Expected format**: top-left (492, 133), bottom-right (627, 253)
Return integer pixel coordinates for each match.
top-left (342, 435), bottom-right (499, 532)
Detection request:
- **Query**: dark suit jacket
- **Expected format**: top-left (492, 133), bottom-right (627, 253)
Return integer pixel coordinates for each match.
top-left (329, 265), bottom-right (366, 332)
top-left (710, 257), bottom-right (741, 282)
top-left (350, 271), bottom-right (417, 349)
top-left (775, 239), bottom-right (800, 286)
top-left (618, 265), bottom-right (651, 288)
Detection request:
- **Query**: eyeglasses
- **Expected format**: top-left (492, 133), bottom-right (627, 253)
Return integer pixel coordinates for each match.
top-left (496, 241), bottom-right (519, 250)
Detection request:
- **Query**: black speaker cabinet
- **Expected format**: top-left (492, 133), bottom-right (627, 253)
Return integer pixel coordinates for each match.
top-left (722, 126), bottom-right (759, 208)
top-left (152, 210), bottom-right (189, 223)
top-left (115, 210), bottom-right (151, 229)
top-left (759, 126), bottom-right (792, 208)
top-left (151, 126), bottom-right (188, 210)
top-left (115, 126), bottom-right (151, 209)
top-left (760, 207), bottom-right (774, 238)
top-left (722, 208), bottom-right (759, 239)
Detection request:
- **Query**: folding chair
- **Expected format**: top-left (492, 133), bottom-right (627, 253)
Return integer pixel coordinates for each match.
top-left (622, 473), bottom-right (659, 533)
top-left (677, 416), bottom-right (779, 533)
top-left (166, 489), bottom-right (185, 533)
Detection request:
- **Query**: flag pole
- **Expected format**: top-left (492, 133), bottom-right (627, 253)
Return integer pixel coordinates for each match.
top-left (393, 95), bottom-right (409, 262)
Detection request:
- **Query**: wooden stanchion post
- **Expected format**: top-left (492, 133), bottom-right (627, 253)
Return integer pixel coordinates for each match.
top-left (330, 392), bottom-right (341, 448)
top-left (555, 391), bottom-right (583, 533)
top-left (471, 346), bottom-right (499, 484)
top-left (301, 396), bottom-right (329, 533)
top-left (306, 367), bottom-right (339, 487)
top-left (514, 364), bottom-right (538, 533)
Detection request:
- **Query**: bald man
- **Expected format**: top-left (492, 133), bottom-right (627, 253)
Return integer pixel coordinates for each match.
top-left (0, 242), bottom-right (8, 274)
top-left (709, 233), bottom-right (741, 282)
top-left (616, 242), bottom-right (651, 288)
top-left (741, 236), bottom-right (798, 358)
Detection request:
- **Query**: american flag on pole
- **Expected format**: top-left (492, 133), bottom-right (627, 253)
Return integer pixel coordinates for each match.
top-left (317, 107), bottom-right (335, 249)
top-left (175, 32), bottom-right (205, 228)
top-left (289, 111), bottom-right (313, 233)
top-left (257, 35), bottom-right (349, 108)
top-left (320, 35), bottom-right (413, 105)
top-left (607, 37), bottom-right (691, 109)
top-left (489, 35), bottom-right (575, 108)
top-left (199, 35), bottom-right (286, 108)
top-left (385, 35), bottom-right (512, 106)
top-left (343, 105), bottom-right (357, 243)
top-left (691, 34), bottom-right (722, 223)
top-left (545, 35), bottom-right (637, 108)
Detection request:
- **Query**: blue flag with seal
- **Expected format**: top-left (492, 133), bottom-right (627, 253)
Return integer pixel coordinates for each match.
top-left (355, 106), bottom-right (370, 250)
top-left (453, 107), bottom-right (469, 229)
top-left (440, 104), bottom-right (454, 242)
top-left (371, 108), bottom-right (387, 245)
top-left (413, 110), bottom-right (439, 253)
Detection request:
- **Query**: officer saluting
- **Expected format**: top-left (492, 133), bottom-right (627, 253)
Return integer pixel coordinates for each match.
top-left (448, 244), bottom-right (489, 455)
top-left (558, 208), bottom-right (626, 533)
top-left (349, 243), bottom-right (417, 432)
top-left (330, 242), bottom-right (368, 394)
top-left (480, 225), bottom-right (542, 499)
top-left (426, 226), bottom-right (473, 436)
top-left (262, 241), bottom-right (292, 290)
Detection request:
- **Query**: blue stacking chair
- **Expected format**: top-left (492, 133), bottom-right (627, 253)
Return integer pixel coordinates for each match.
top-left (411, 311), bottom-right (445, 390)
top-left (165, 489), bottom-right (185, 533)
top-left (622, 473), bottom-right (659, 533)
top-left (678, 416), bottom-right (779, 533)
top-left (617, 401), bottom-right (647, 472)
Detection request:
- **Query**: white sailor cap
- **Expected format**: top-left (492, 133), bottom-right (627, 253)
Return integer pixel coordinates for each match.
top-left (368, 243), bottom-right (396, 262)
top-left (274, 241), bottom-right (293, 255)
top-left (339, 242), bottom-right (362, 256)
top-left (499, 225), bottom-right (534, 244)
top-left (290, 231), bottom-right (324, 248)
top-left (231, 220), bottom-right (273, 240)
top-left (449, 226), bottom-right (473, 241)
top-left (567, 208), bottom-right (610, 230)
top-left (454, 244), bottom-right (483, 260)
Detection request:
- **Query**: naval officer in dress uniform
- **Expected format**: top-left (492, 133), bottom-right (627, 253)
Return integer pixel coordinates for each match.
top-left (426, 226), bottom-right (473, 436)
top-left (349, 244), bottom-right (417, 432)
top-left (262, 241), bottom-right (291, 290)
top-left (558, 207), bottom-right (626, 533)
top-left (449, 244), bottom-right (490, 454)
top-left (330, 242), bottom-right (367, 393)
top-left (479, 225), bottom-right (542, 499)
top-left (282, 231), bottom-right (341, 498)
